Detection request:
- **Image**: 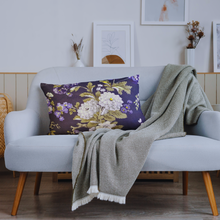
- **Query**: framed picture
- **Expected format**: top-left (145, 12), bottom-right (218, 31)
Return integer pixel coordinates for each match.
top-left (213, 21), bottom-right (220, 72)
top-left (141, 0), bottom-right (188, 25)
top-left (93, 22), bottom-right (134, 67)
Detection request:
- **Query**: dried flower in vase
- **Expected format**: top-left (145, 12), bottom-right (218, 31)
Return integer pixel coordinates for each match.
top-left (186, 20), bottom-right (205, 49)
top-left (71, 34), bottom-right (84, 60)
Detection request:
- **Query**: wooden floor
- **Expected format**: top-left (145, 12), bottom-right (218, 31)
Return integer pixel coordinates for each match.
top-left (1, 172), bottom-right (220, 219)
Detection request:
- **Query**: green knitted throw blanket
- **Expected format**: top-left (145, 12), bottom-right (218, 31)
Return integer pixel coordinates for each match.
top-left (71, 64), bottom-right (212, 211)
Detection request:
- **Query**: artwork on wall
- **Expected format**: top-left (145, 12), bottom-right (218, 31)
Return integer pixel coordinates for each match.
top-left (141, 0), bottom-right (188, 25)
top-left (213, 21), bottom-right (220, 72)
top-left (93, 22), bottom-right (134, 67)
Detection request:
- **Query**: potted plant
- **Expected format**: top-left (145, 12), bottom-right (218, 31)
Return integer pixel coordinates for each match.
top-left (185, 20), bottom-right (205, 67)
top-left (71, 35), bottom-right (84, 67)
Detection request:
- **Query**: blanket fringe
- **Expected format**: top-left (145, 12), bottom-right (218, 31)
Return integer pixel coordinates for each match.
top-left (97, 192), bottom-right (125, 204)
top-left (72, 186), bottom-right (126, 211)
top-left (71, 195), bottom-right (94, 211)
top-left (87, 185), bottom-right (99, 194)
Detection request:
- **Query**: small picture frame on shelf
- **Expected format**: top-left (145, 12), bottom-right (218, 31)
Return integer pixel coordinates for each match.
top-left (93, 22), bottom-right (134, 67)
top-left (213, 21), bottom-right (220, 72)
top-left (141, 0), bottom-right (188, 25)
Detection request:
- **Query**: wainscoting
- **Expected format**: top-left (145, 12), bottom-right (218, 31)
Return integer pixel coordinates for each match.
top-left (197, 73), bottom-right (220, 105)
top-left (0, 73), bottom-right (36, 111)
top-left (0, 72), bottom-right (219, 111)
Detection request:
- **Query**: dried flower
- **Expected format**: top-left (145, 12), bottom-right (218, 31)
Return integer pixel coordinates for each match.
top-left (71, 34), bottom-right (84, 60)
top-left (188, 35), bottom-right (195, 41)
top-left (198, 31), bottom-right (204, 38)
top-left (186, 20), bottom-right (205, 48)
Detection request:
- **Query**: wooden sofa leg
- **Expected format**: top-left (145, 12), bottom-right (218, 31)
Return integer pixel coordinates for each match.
top-left (183, 171), bottom-right (188, 195)
top-left (34, 172), bottom-right (42, 195)
top-left (202, 171), bottom-right (219, 216)
top-left (11, 172), bottom-right (28, 216)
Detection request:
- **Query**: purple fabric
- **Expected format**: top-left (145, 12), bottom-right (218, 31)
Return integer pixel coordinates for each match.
top-left (41, 75), bottom-right (145, 135)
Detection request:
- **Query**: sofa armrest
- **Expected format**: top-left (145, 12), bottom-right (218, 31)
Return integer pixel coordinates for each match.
top-left (4, 109), bottom-right (42, 146)
top-left (186, 111), bottom-right (220, 141)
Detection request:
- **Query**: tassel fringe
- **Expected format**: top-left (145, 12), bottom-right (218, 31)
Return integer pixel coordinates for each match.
top-left (87, 185), bottom-right (99, 194)
top-left (97, 192), bottom-right (125, 204)
top-left (72, 195), bottom-right (94, 211)
top-left (72, 185), bottom-right (126, 211)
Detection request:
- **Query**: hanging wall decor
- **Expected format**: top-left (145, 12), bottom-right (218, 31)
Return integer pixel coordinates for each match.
top-left (141, 0), bottom-right (188, 25)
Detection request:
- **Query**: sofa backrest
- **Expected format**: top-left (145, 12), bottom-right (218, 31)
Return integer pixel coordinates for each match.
top-left (27, 66), bottom-right (165, 134)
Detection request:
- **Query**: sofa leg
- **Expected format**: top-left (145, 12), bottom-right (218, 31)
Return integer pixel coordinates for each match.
top-left (202, 171), bottom-right (219, 216)
top-left (34, 172), bottom-right (42, 195)
top-left (182, 171), bottom-right (188, 195)
top-left (11, 172), bottom-right (28, 216)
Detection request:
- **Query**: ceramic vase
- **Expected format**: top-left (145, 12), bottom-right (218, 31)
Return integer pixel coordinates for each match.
top-left (74, 59), bottom-right (85, 67)
top-left (185, 48), bottom-right (195, 67)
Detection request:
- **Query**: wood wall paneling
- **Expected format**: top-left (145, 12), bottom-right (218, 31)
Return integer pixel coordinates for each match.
top-left (204, 74), bottom-right (217, 105)
top-left (4, 74), bottom-right (16, 111)
top-left (16, 74), bottom-right (28, 111)
top-left (0, 72), bottom-right (219, 112)
top-left (197, 74), bottom-right (205, 91)
top-left (0, 75), bottom-right (4, 93)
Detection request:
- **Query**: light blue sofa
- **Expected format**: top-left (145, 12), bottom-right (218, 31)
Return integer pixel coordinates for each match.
top-left (4, 66), bottom-right (220, 216)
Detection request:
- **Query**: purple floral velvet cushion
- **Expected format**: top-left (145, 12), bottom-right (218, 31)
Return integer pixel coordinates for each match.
top-left (40, 75), bottom-right (145, 135)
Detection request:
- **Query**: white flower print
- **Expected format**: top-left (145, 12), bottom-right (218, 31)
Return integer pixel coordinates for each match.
top-left (96, 121), bottom-right (116, 129)
top-left (46, 92), bottom-right (54, 98)
top-left (99, 92), bottom-right (123, 114)
top-left (77, 99), bottom-right (100, 119)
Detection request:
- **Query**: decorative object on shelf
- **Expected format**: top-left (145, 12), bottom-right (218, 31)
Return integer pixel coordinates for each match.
top-left (71, 35), bottom-right (84, 67)
top-left (186, 20), bottom-right (205, 49)
top-left (93, 22), bottom-right (134, 67)
top-left (185, 20), bottom-right (205, 67)
top-left (185, 48), bottom-right (195, 67)
top-left (73, 59), bottom-right (84, 67)
top-left (213, 21), bottom-right (220, 72)
top-left (141, 0), bottom-right (188, 25)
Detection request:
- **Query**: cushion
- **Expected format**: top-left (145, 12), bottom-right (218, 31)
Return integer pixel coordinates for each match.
top-left (5, 135), bottom-right (220, 172)
top-left (40, 75), bottom-right (146, 135)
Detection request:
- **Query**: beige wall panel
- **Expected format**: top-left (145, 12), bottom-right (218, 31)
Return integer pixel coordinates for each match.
top-left (217, 75), bottom-right (220, 104)
top-left (5, 74), bottom-right (16, 110)
top-left (0, 75), bottom-right (4, 93)
top-left (204, 74), bottom-right (217, 105)
top-left (197, 74), bottom-right (205, 90)
top-left (27, 74), bottom-right (36, 95)
top-left (16, 74), bottom-right (28, 111)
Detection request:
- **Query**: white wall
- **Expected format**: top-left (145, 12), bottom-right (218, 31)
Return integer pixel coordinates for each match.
top-left (0, 0), bottom-right (220, 72)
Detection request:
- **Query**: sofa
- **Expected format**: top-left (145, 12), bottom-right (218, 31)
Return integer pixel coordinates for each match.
top-left (4, 66), bottom-right (220, 216)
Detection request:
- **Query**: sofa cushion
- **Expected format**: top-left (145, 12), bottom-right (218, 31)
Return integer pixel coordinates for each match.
top-left (41, 75), bottom-right (145, 135)
top-left (4, 135), bottom-right (220, 172)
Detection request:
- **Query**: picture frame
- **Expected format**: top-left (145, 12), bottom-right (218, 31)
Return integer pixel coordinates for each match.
top-left (93, 22), bottom-right (134, 67)
top-left (141, 0), bottom-right (188, 25)
top-left (213, 21), bottom-right (220, 72)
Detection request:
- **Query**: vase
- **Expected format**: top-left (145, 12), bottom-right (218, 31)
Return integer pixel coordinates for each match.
top-left (73, 59), bottom-right (85, 67)
top-left (185, 48), bottom-right (195, 67)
